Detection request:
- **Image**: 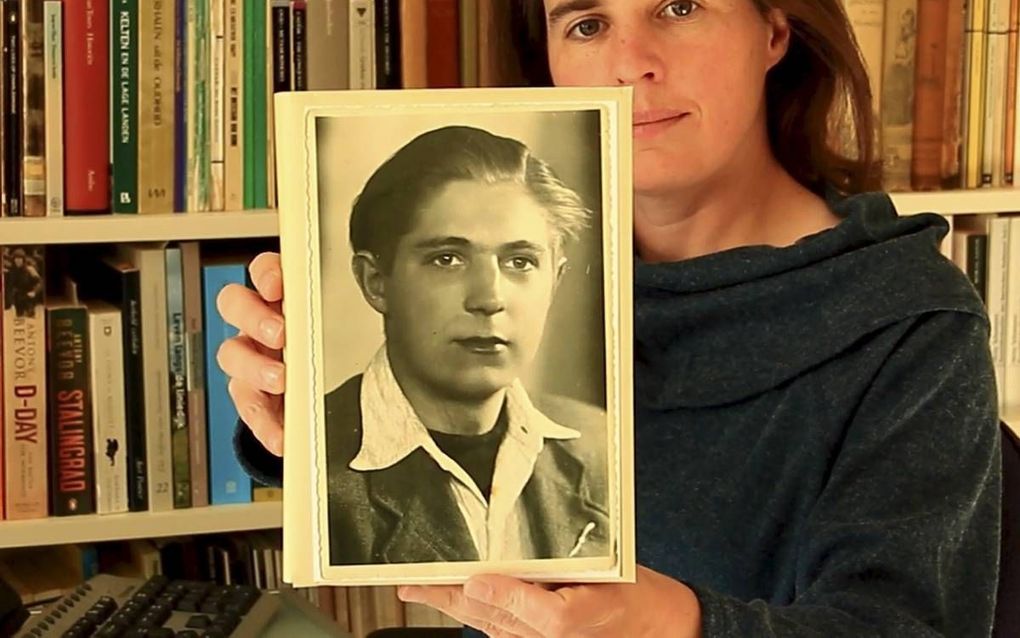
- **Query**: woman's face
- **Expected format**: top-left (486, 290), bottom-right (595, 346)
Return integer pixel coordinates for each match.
top-left (544, 0), bottom-right (789, 197)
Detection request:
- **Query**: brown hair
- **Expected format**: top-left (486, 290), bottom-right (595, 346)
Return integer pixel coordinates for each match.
top-left (505, 0), bottom-right (882, 196)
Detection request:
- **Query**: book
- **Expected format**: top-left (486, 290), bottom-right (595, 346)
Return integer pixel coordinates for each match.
top-left (112, 0), bottom-right (139, 214)
top-left (202, 257), bottom-right (252, 505)
top-left (84, 300), bottom-right (130, 515)
top-left (181, 241), bottom-right (209, 507)
top-left (19, 0), bottom-right (46, 217)
top-left (137, 0), bottom-right (175, 215)
top-left (63, 0), bottom-right (109, 213)
top-left (42, 0), bottom-right (61, 216)
top-left (46, 296), bottom-right (96, 516)
top-left (1, 245), bottom-right (47, 519)
top-left (115, 243), bottom-right (173, 511)
top-left (165, 245), bottom-right (191, 508)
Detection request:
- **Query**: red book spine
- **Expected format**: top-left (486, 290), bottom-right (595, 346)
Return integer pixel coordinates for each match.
top-left (425, 0), bottom-right (459, 88)
top-left (63, 0), bottom-right (109, 213)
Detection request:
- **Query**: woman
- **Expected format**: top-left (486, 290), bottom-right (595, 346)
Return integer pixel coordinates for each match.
top-left (217, 1), bottom-right (1001, 636)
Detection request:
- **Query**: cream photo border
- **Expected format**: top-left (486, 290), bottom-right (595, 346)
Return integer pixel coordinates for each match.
top-left (275, 87), bottom-right (635, 587)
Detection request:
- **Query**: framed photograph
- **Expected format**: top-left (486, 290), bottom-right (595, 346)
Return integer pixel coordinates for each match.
top-left (275, 87), bottom-right (634, 586)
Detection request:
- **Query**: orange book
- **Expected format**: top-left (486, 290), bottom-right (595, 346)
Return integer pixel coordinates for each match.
top-left (941, 0), bottom-right (969, 187)
top-left (399, 0), bottom-right (427, 88)
top-left (912, 0), bottom-right (952, 190)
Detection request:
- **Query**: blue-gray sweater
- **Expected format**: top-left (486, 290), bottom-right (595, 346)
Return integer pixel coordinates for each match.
top-left (236, 191), bottom-right (1001, 637)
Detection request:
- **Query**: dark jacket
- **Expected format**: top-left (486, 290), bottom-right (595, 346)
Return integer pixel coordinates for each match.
top-left (323, 374), bottom-right (611, 565)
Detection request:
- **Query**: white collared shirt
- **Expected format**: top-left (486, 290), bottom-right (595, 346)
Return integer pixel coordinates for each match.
top-left (350, 346), bottom-right (581, 561)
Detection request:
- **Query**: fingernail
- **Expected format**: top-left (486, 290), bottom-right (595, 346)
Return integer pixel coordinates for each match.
top-left (464, 579), bottom-right (492, 602)
top-left (261, 365), bottom-right (282, 388)
top-left (260, 317), bottom-right (283, 342)
top-left (397, 586), bottom-right (421, 603)
top-left (256, 269), bottom-right (281, 292)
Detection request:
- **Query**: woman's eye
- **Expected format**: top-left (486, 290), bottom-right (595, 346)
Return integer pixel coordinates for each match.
top-left (568, 18), bottom-right (603, 39)
top-left (662, 1), bottom-right (698, 18)
top-left (431, 253), bottom-right (464, 268)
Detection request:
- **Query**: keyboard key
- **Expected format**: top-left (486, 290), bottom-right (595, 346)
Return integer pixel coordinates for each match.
top-left (185, 615), bottom-right (211, 629)
top-left (145, 629), bottom-right (174, 638)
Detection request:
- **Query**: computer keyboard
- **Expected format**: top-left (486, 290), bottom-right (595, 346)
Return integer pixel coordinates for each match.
top-left (15, 573), bottom-right (281, 638)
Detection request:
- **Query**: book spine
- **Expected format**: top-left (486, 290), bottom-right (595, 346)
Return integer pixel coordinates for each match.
top-left (202, 263), bottom-right (252, 505)
top-left (120, 268), bottom-right (148, 511)
top-left (181, 242), bottom-right (208, 507)
top-left (265, 0), bottom-right (277, 208)
top-left (458, 0), bottom-right (477, 88)
top-left (2, 246), bottom-right (47, 519)
top-left (1, 2), bottom-right (5, 217)
top-left (112, 0), bottom-right (138, 213)
top-left (271, 0), bottom-right (290, 92)
top-left (984, 0), bottom-right (1011, 186)
top-left (47, 305), bottom-right (96, 516)
top-left (880, 0), bottom-right (918, 192)
top-left (291, 1), bottom-right (306, 90)
top-left (210, 0), bottom-right (225, 211)
top-left (1003, 0), bottom-right (1019, 184)
top-left (965, 0), bottom-right (989, 189)
top-left (173, 0), bottom-right (187, 212)
top-left (165, 246), bottom-right (191, 509)
top-left (42, 1), bottom-right (61, 216)
top-left (843, 0), bottom-right (886, 121)
top-left (306, 0), bottom-right (348, 90)
top-left (4, 1), bottom-right (22, 217)
top-left (941, 0), bottom-right (968, 187)
top-left (242, 0), bottom-right (253, 209)
top-left (348, 0), bottom-right (375, 89)
top-left (988, 217), bottom-right (1009, 413)
top-left (252, 0), bottom-right (267, 208)
top-left (911, 0), bottom-right (950, 190)
top-left (63, 0), bottom-right (109, 213)
top-left (186, 0), bottom-right (210, 212)
top-left (225, 0), bottom-right (242, 210)
top-left (1005, 219), bottom-right (1020, 411)
top-left (968, 233), bottom-right (989, 301)
top-left (19, 0), bottom-right (45, 217)
top-left (137, 0), bottom-right (175, 215)
top-left (426, 0), bottom-right (460, 88)
top-left (88, 307), bottom-right (129, 514)
top-left (123, 245), bottom-right (173, 511)
top-left (399, 0), bottom-right (426, 88)
top-left (374, 0), bottom-right (400, 89)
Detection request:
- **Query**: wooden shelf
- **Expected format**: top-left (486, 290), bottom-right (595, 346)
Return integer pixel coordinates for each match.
top-left (891, 188), bottom-right (1020, 216)
top-left (0, 210), bottom-right (279, 245)
top-left (0, 502), bottom-right (282, 549)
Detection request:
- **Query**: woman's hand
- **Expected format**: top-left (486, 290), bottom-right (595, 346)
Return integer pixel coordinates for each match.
top-left (397, 566), bottom-right (702, 638)
top-left (215, 252), bottom-right (286, 456)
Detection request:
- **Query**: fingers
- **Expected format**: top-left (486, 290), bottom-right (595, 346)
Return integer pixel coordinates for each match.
top-left (217, 283), bottom-right (285, 350)
top-left (228, 377), bottom-right (284, 456)
top-left (398, 586), bottom-right (544, 638)
top-left (217, 335), bottom-right (286, 395)
top-left (249, 252), bottom-right (284, 303)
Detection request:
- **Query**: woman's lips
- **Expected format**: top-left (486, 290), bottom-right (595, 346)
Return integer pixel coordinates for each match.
top-left (633, 111), bottom-right (689, 139)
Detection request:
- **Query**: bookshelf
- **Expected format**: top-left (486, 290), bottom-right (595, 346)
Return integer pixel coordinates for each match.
top-left (0, 210), bottom-right (279, 245)
top-left (0, 501), bottom-right (282, 550)
top-left (892, 188), bottom-right (1020, 216)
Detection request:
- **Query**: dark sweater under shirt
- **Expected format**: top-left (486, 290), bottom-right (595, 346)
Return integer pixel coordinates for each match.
top-left (234, 191), bottom-right (1002, 637)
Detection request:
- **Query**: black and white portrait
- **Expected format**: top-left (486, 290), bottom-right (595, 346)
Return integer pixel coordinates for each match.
top-left (276, 89), bottom-right (634, 586)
